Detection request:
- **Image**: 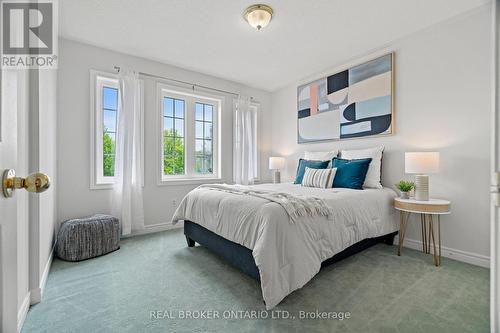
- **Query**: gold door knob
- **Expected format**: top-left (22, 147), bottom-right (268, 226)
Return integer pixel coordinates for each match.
top-left (2, 169), bottom-right (51, 198)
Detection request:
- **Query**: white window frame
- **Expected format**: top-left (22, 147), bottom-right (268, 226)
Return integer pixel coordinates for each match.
top-left (89, 70), bottom-right (144, 189)
top-left (157, 83), bottom-right (223, 185)
top-left (233, 101), bottom-right (261, 183)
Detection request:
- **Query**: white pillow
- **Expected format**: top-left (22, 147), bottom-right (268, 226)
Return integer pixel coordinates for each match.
top-left (304, 150), bottom-right (338, 161)
top-left (301, 167), bottom-right (337, 189)
top-left (340, 146), bottom-right (384, 189)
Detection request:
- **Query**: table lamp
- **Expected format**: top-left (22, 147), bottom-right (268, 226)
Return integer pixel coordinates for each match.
top-left (405, 152), bottom-right (439, 201)
top-left (269, 157), bottom-right (285, 184)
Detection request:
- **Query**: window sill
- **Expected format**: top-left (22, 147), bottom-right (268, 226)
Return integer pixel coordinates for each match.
top-left (90, 183), bottom-right (115, 190)
top-left (158, 177), bottom-right (223, 186)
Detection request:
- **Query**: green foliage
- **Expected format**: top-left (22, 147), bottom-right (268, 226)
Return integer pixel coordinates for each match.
top-left (163, 129), bottom-right (185, 175)
top-left (396, 180), bottom-right (415, 192)
top-left (103, 129), bottom-right (115, 177)
top-left (103, 128), bottom-right (207, 177)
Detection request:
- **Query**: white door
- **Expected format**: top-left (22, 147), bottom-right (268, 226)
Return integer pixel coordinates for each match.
top-left (492, 1), bottom-right (500, 332)
top-left (0, 70), bottom-right (20, 332)
top-left (0, 69), bottom-right (51, 332)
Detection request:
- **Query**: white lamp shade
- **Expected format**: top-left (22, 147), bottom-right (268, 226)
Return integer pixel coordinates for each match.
top-left (405, 152), bottom-right (440, 174)
top-left (269, 157), bottom-right (285, 170)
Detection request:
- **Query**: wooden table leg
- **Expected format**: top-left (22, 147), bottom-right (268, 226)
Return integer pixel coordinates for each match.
top-left (428, 215), bottom-right (440, 266)
top-left (398, 211), bottom-right (410, 256)
top-left (420, 214), bottom-right (426, 253)
top-left (437, 215), bottom-right (441, 266)
top-left (427, 215), bottom-right (432, 254)
top-left (420, 214), bottom-right (424, 252)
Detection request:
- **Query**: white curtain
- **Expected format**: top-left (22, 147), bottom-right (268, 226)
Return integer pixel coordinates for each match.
top-left (112, 70), bottom-right (144, 235)
top-left (234, 96), bottom-right (257, 185)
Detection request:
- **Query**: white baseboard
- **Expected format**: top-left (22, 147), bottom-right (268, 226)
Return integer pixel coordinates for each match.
top-left (17, 291), bottom-right (31, 333)
top-left (397, 236), bottom-right (490, 268)
top-left (29, 288), bottom-right (41, 306)
top-left (30, 248), bottom-right (54, 305)
top-left (40, 248), bottom-right (54, 296)
top-left (122, 221), bottom-right (184, 238)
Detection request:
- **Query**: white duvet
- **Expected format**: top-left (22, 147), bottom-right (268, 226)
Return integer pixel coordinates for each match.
top-left (172, 183), bottom-right (398, 309)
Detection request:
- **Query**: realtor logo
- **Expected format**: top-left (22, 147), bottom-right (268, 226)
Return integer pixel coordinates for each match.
top-left (1, 0), bottom-right (58, 68)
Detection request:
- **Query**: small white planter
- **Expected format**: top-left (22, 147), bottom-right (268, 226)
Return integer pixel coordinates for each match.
top-left (399, 191), bottom-right (410, 199)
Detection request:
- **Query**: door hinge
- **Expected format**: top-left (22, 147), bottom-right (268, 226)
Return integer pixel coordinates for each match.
top-left (492, 184), bottom-right (500, 207)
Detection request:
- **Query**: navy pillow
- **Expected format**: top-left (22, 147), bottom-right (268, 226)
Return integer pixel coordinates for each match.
top-left (294, 159), bottom-right (330, 184)
top-left (332, 158), bottom-right (372, 189)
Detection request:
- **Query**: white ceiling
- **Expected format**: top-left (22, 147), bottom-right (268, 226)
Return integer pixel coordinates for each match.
top-left (59, 0), bottom-right (489, 92)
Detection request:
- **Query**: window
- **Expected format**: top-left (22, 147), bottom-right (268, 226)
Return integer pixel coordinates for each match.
top-left (92, 73), bottom-right (120, 186)
top-left (90, 70), bottom-right (143, 188)
top-left (195, 102), bottom-right (213, 174)
top-left (102, 86), bottom-right (119, 177)
top-left (163, 97), bottom-right (185, 175)
top-left (158, 84), bottom-right (221, 183)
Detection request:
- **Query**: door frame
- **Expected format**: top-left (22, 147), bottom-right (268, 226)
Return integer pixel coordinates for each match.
top-left (28, 68), bottom-right (42, 305)
top-left (491, 1), bottom-right (500, 332)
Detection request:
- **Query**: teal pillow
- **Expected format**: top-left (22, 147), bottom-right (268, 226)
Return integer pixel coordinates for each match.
top-left (294, 159), bottom-right (330, 184)
top-left (332, 158), bottom-right (372, 189)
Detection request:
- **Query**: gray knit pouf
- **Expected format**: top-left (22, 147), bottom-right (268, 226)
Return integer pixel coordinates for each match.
top-left (56, 214), bottom-right (120, 262)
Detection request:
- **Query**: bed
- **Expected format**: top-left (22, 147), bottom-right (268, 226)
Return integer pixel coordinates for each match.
top-left (172, 182), bottom-right (398, 309)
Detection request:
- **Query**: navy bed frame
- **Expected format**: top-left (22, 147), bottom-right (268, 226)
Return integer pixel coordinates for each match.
top-left (184, 220), bottom-right (398, 281)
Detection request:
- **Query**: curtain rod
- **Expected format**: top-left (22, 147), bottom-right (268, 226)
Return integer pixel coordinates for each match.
top-left (113, 66), bottom-right (250, 98)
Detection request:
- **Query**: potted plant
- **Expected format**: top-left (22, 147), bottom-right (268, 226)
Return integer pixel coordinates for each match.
top-left (395, 180), bottom-right (415, 199)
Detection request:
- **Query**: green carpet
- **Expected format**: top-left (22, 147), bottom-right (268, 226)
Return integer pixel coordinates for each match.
top-left (22, 228), bottom-right (489, 333)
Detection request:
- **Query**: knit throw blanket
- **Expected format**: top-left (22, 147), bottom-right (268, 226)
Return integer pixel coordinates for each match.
top-left (197, 184), bottom-right (333, 223)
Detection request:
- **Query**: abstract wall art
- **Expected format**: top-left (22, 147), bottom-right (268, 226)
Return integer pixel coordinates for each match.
top-left (297, 53), bottom-right (394, 143)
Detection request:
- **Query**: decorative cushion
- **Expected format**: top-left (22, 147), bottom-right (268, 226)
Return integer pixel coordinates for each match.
top-left (304, 150), bottom-right (338, 161)
top-left (332, 158), bottom-right (372, 189)
top-left (294, 159), bottom-right (330, 184)
top-left (301, 167), bottom-right (337, 188)
top-left (56, 214), bottom-right (120, 262)
top-left (340, 146), bottom-right (384, 189)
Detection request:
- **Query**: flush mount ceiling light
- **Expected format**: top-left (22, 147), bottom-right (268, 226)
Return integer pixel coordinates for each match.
top-left (243, 4), bottom-right (273, 31)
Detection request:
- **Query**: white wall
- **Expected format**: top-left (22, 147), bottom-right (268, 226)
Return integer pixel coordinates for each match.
top-left (270, 7), bottom-right (491, 261)
top-left (57, 39), bottom-right (272, 227)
